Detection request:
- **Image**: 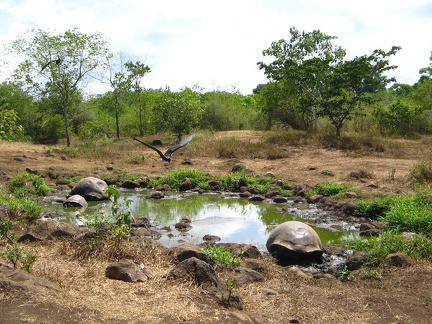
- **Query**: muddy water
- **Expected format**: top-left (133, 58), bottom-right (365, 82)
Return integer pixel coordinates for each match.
top-left (43, 189), bottom-right (359, 250)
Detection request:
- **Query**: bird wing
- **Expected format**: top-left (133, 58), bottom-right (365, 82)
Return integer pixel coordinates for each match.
top-left (165, 134), bottom-right (195, 158)
top-left (40, 61), bottom-right (52, 72)
top-left (132, 137), bottom-right (168, 161)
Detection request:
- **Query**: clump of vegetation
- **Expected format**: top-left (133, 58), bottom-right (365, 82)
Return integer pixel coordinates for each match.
top-left (70, 186), bottom-right (137, 260)
top-left (151, 167), bottom-right (210, 189)
top-left (349, 230), bottom-right (432, 267)
top-left (410, 158), bottom-right (432, 185)
top-left (308, 183), bottom-right (352, 197)
top-left (354, 196), bottom-right (397, 219)
top-left (0, 195), bottom-right (42, 221)
top-left (204, 245), bottom-right (241, 269)
top-left (0, 244), bottom-right (37, 272)
top-left (8, 172), bottom-right (51, 197)
top-left (383, 192), bottom-right (432, 236)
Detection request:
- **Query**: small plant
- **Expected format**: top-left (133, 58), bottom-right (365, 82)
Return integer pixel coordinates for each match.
top-left (410, 158), bottom-right (432, 184)
top-left (0, 218), bottom-right (15, 244)
top-left (361, 270), bottom-right (382, 280)
top-left (389, 168), bottom-right (396, 181)
top-left (336, 265), bottom-right (353, 282)
top-left (8, 172), bottom-right (51, 197)
top-left (204, 245), bottom-right (241, 269)
top-left (308, 183), bottom-right (351, 197)
top-left (221, 279), bottom-right (237, 308)
top-left (0, 244), bottom-right (36, 272)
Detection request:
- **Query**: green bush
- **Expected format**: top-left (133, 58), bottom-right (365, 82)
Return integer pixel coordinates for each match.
top-left (354, 196), bottom-right (396, 219)
top-left (0, 195), bottom-right (42, 220)
top-left (8, 172), bottom-right (51, 197)
top-left (204, 245), bottom-right (241, 269)
top-left (349, 230), bottom-right (432, 266)
top-left (410, 159), bottom-right (432, 184)
top-left (308, 183), bottom-right (351, 197)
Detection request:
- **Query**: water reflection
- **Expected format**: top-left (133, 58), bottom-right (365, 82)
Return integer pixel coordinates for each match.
top-left (44, 189), bottom-right (359, 249)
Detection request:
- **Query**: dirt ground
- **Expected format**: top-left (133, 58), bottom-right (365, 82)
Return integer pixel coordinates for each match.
top-left (0, 130), bottom-right (432, 323)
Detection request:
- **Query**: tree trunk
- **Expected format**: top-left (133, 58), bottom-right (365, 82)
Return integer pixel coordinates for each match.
top-left (115, 95), bottom-right (120, 139)
top-left (63, 104), bottom-right (71, 147)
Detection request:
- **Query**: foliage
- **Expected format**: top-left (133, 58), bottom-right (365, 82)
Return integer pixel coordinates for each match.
top-left (308, 183), bottom-right (352, 197)
top-left (354, 196), bottom-right (397, 219)
top-left (204, 245), bottom-right (241, 269)
top-left (0, 194), bottom-right (42, 221)
top-left (383, 192), bottom-right (432, 236)
top-left (6, 28), bottom-right (112, 146)
top-left (335, 265), bottom-right (353, 282)
top-left (151, 168), bottom-right (210, 189)
top-left (374, 100), bottom-right (422, 136)
top-left (152, 87), bottom-right (203, 138)
top-left (410, 159), bottom-right (432, 185)
top-left (349, 230), bottom-right (432, 266)
top-left (0, 109), bottom-right (24, 140)
top-left (258, 27), bottom-right (400, 136)
top-left (0, 243), bottom-right (37, 272)
top-left (8, 172), bottom-right (51, 197)
top-left (107, 185), bottom-right (135, 240)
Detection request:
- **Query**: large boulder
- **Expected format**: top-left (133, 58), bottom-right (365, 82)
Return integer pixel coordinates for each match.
top-left (69, 177), bottom-right (109, 201)
top-left (266, 221), bottom-right (323, 265)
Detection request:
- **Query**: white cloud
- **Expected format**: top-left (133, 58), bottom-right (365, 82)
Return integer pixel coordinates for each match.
top-left (1, 0), bottom-right (431, 93)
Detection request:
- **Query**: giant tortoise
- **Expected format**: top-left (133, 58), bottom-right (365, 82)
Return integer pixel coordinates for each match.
top-left (266, 221), bottom-right (323, 265)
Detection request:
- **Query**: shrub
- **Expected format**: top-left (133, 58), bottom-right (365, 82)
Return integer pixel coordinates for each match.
top-left (8, 172), bottom-right (51, 197)
top-left (410, 159), bottom-right (432, 184)
top-left (349, 230), bottom-right (432, 266)
top-left (308, 183), bottom-right (351, 197)
top-left (204, 245), bottom-right (241, 269)
top-left (354, 196), bottom-right (397, 219)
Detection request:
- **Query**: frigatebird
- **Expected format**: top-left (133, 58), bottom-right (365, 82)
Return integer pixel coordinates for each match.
top-left (132, 134), bottom-right (195, 163)
top-left (40, 58), bottom-right (61, 72)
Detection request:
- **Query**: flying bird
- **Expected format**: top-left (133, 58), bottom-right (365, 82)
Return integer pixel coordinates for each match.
top-left (132, 135), bottom-right (195, 163)
top-left (40, 58), bottom-right (61, 72)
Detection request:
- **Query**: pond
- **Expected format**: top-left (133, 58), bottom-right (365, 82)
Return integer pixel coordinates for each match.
top-left (42, 189), bottom-right (359, 251)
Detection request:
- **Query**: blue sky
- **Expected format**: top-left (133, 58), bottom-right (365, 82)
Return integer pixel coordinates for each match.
top-left (1, 0), bottom-right (431, 94)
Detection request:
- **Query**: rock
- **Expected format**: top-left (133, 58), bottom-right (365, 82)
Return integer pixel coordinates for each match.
top-left (155, 184), bottom-right (171, 191)
top-left (241, 244), bottom-right (262, 259)
top-left (232, 267), bottom-right (264, 285)
top-left (307, 194), bottom-right (323, 203)
top-left (359, 223), bottom-right (381, 236)
top-left (165, 257), bottom-right (224, 294)
top-left (0, 262), bottom-right (61, 293)
top-left (174, 217), bottom-right (192, 230)
top-left (386, 253), bottom-right (412, 267)
top-left (203, 234), bottom-right (221, 243)
top-left (105, 259), bottom-right (152, 282)
top-left (208, 180), bottom-right (222, 190)
top-left (169, 243), bottom-right (206, 262)
top-left (240, 258), bottom-right (266, 272)
top-left (18, 218), bottom-right (81, 242)
top-left (265, 189), bottom-right (280, 198)
top-left (147, 191), bottom-right (164, 199)
top-left (346, 252), bottom-right (367, 270)
top-left (69, 177), bottom-right (109, 201)
top-left (63, 194), bottom-right (88, 208)
top-left (273, 196), bottom-right (288, 203)
top-left (179, 178), bottom-right (193, 191)
top-left (121, 180), bottom-right (141, 189)
top-left (248, 195), bottom-right (264, 202)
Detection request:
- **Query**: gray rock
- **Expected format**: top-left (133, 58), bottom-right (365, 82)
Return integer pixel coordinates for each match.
top-left (105, 259), bottom-right (152, 282)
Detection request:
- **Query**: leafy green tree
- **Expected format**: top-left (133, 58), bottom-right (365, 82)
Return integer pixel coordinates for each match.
top-left (5, 28), bottom-right (112, 146)
top-left (152, 87), bottom-right (203, 139)
top-left (0, 82), bottom-right (29, 140)
top-left (99, 53), bottom-right (151, 139)
top-left (258, 27), bottom-right (400, 136)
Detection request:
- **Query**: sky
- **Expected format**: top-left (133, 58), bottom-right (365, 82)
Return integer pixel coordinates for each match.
top-left (0, 0), bottom-right (431, 94)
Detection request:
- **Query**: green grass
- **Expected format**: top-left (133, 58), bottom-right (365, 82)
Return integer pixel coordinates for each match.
top-left (8, 172), bottom-right (51, 197)
top-left (308, 183), bottom-right (352, 197)
top-left (349, 230), bottom-right (432, 266)
top-left (354, 196), bottom-right (397, 219)
top-left (0, 194), bottom-right (42, 220)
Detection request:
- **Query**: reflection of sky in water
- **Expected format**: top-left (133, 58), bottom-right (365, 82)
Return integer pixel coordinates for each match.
top-left (47, 190), bottom-right (359, 249)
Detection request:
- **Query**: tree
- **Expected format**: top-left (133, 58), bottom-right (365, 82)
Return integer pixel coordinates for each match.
top-left (100, 53), bottom-right (151, 139)
top-left (152, 87), bottom-right (203, 139)
top-left (258, 27), bottom-right (400, 136)
top-left (6, 28), bottom-right (112, 146)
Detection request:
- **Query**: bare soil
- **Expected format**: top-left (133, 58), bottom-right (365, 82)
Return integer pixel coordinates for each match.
top-left (1, 131), bottom-right (432, 323)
